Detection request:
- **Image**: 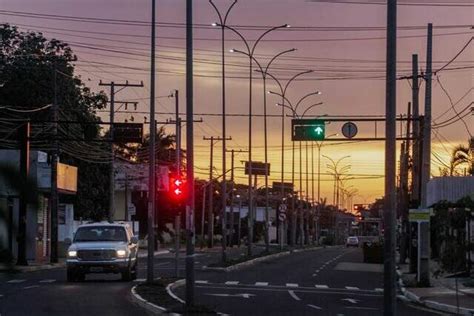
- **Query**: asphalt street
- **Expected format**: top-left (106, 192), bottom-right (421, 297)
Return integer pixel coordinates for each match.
top-left (175, 246), bottom-right (438, 316)
top-left (0, 246), bottom-right (439, 316)
top-left (0, 247), bottom-right (242, 316)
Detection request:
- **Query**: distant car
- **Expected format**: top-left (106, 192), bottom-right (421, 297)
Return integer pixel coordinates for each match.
top-left (66, 222), bottom-right (138, 282)
top-left (346, 236), bottom-right (359, 247)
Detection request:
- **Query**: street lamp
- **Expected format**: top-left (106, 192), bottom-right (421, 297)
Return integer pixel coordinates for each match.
top-left (274, 94), bottom-right (323, 246)
top-left (232, 48), bottom-right (297, 253)
top-left (209, 0), bottom-right (238, 263)
top-left (222, 22), bottom-right (289, 256)
top-left (324, 155), bottom-right (351, 207)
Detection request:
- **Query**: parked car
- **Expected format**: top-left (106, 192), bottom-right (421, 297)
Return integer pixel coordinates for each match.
top-left (346, 236), bottom-right (359, 247)
top-left (66, 222), bottom-right (138, 282)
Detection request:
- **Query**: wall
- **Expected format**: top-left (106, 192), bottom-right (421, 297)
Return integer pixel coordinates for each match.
top-left (427, 176), bottom-right (474, 206)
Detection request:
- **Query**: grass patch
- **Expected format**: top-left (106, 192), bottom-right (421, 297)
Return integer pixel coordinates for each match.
top-left (135, 277), bottom-right (218, 315)
top-left (207, 247), bottom-right (291, 268)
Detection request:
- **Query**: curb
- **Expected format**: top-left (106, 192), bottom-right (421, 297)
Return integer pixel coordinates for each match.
top-left (397, 269), bottom-right (474, 316)
top-left (202, 246), bottom-right (322, 273)
top-left (130, 285), bottom-right (168, 315)
top-left (0, 262), bottom-right (66, 274)
top-left (167, 279), bottom-right (186, 304)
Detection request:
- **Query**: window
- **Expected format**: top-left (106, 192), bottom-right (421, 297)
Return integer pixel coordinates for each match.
top-left (74, 226), bottom-right (127, 242)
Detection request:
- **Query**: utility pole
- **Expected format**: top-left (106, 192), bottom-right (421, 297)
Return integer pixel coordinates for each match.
top-left (400, 104), bottom-right (411, 264)
top-left (50, 62), bottom-right (59, 264)
top-left (299, 141), bottom-right (303, 246)
top-left (291, 139), bottom-right (296, 246)
top-left (185, 0), bottom-right (195, 306)
top-left (99, 80), bottom-right (143, 221)
top-left (147, 0), bottom-right (157, 285)
top-left (175, 90), bottom-right (181, 175)
top-left (203, 136), bottom-right (230, 249)
top-left (411, 54), bottom-right (420, 204)
top-left (409, 54), bottom-right (420, 273)
top-left (384, 0), bottom-right (398, 314)
top-left (226, 149), bottom-right (248, 247)
top-left (16, 121), bottom-right (30, 266)
top-left (420, 23), bottom-right (433, 286)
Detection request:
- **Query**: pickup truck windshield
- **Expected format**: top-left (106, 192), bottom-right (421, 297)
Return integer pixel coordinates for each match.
top-left (74, 226), bottom-right (127, 242)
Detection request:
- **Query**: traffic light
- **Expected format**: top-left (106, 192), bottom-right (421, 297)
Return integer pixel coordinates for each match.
top-left (169, 174), bottom-right (185, 202)
top-left (292, 122), bottom-right (325, 141)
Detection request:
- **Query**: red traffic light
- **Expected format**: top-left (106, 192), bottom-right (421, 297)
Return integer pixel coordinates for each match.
top-left (170, 174), bottom-right (185, 200)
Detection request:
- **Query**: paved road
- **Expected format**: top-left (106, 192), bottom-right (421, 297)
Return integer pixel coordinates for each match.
top-left (175, 246), bottom-right (437, 316)
top-left (0, 247), bottom-right (246, 316)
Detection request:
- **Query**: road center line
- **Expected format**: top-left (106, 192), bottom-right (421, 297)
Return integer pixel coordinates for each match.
top-left (288, 290), bottom-right (301, 301)
top-left (23, 285), bottom-right (39, 290)
top-left (345, 306), bottom-right (379, 310)
top-left (307, 304), bottom-right (322, 310)
top-left (7, 279), bottom-right (26, 283)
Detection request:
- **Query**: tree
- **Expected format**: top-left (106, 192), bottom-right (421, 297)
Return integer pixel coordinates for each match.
top-left (450, 140), bottom-right (473, 176)
top-left (0, 24), bottom-right (110, 219)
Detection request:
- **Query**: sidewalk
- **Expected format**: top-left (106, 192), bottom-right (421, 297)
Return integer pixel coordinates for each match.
top-left (398, 263), bottom-right (474, 315)
top-left (0, 259), bottom-right (66, 274)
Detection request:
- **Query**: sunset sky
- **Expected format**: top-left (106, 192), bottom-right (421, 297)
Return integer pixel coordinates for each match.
top-left (2, 0), bottom-right (472, 206)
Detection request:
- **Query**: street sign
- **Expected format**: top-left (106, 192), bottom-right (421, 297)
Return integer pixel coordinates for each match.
top-left (291, 119), bottom-right (325, 141)
top-left (113, 123), bottom-right (143, 143)
top-left (409, 209), bottom-right (431, 223)
top-left (279, 204), bottom-right (287, 212)
top-left (341, 122), bottom-right (358, 139)
top-left (244, 161), bottom-right (270, 176)
top-left (273, 182), bottom-right (294, 193)
top-left (279, 213), bottom-right (287, 222)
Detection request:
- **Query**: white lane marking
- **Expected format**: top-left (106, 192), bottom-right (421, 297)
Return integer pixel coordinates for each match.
top-left (345, 286), bottom-right (359, 291)
top-left (341, 298), bottom-right (359, 304)
top-left (307, 304), bottom-right (323, 310)
top-left (134, 278), bottom-right (146, 282)
top-left (205, 293), bottom-right (255, 299)
top-left (375, 288), bottom-right (384, 292)
top-left (345, 307), bottom-right (378, 310)
top-left (0, 294), bottom-right (3, 298)
top-left (39, 279), bottom-right (56, 283)
top-left (23, 285), bottom-right (39, 290)
top-left (286, 283), bottom-right (298, 288)
top-left (225, 281), bottom-right (239, 285)
top-left (7, 279), bottom-right (26, 284)
top-left (196, 280), bottom-right (209, 284)
top-left (255, 282), bottom-right (268, 286)
top-left (315, 270), bottom-right (320, 273)
top-left (288, 290), bottom-right (301, 301)
top-left (315, 284), bottom-right (329, 289)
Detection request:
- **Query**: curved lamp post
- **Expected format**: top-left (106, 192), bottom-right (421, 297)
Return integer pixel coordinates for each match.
top-left (274, 95), bottom-right (323, 247)
top-left (218, 22), bottom-right (290, 256)
top-left (236, 48), bottom-right (296, 252)
top-left (209, 0), bottom-right (238, 263)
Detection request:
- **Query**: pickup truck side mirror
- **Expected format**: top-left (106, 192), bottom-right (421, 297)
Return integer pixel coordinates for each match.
top-left (64, 238), bottom-right (72, 246)
top-left (130, 236), bottom-right (139, 244)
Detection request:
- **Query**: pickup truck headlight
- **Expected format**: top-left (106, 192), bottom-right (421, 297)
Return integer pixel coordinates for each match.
top-left (116, 250), bottom-right (127, 257)
top-left (68, 250), bottom-right (77, 257)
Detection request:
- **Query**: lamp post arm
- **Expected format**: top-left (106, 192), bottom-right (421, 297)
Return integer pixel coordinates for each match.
top-left (264, 48), bottom-right (296, 76)
top-left (251, 24), bottom-right (289, 56)
top-left (294, 92), bottom-right (321, 114)
top-left (262, 71), bottom-right (284, 96)
top-left (283, 70), bottom-right (313, 97)
top-left (301, 102), bottom-right (323, 117)
top-left (220, 24), bottom-right (251, 55)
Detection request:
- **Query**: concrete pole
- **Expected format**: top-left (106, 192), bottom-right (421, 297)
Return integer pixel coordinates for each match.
top-left (383, 0), bottom-right (398, 313)
top-left (420, 23), bottom-right (433, 286)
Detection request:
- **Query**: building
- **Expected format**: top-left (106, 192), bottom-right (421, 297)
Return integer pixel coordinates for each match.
top-left (0, 150), bottom-right (77, 263)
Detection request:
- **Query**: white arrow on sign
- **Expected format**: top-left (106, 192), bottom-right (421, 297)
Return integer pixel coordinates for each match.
top-left (341, 298), bottom-right (360, 304)
top-left (314, 126), bottom-right (323, 135)
top-left (205, 293), bottom-right (256, 299)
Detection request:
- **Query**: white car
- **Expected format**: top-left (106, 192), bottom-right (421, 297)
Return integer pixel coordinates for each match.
top-left (346, 236), bottom-right (359, 247)
top-left (66, 222), bottom-right (139, 282)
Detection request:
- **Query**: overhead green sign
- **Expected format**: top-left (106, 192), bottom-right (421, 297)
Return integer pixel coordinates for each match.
top-left (292, 121), bottom-right (325, 141)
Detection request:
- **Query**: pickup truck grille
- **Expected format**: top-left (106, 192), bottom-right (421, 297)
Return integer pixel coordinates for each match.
top-left (77, 249), bottom-right (116, 261)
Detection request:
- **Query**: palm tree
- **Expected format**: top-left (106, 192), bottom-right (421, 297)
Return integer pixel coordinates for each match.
top-left (450, 139), bottom-right (473, 176)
